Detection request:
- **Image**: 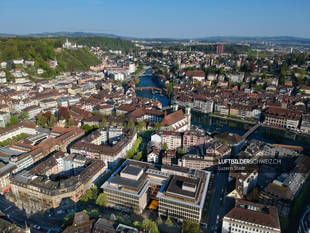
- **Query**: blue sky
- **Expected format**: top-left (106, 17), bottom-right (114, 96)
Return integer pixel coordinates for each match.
top-left (0, 0), bottom-right (309, 38)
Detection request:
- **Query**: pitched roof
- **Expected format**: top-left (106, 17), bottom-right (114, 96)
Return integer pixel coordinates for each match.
top-left (161, 110), bottom-right (185, 126)
top-left (225, 200), bottom-right (281, 229)
top-left (185, 70), bottom-right (205, 77)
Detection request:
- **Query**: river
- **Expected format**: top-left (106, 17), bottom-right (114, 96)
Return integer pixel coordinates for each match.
top-left (136, 74), bottom-right (310, 152)
top-left (136, 75), bottom-right (169, 107)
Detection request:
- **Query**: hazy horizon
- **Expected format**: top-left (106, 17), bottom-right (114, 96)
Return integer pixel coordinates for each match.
top-left (0, 0), bottom-right (309, 38)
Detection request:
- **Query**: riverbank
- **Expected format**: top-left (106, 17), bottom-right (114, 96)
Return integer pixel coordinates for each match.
top-left (261, 122), bottom-right (310, 137)
top-left (136, 74), bottom-right (310, 150)
top-left (205, 112), bottom-right (310, 137)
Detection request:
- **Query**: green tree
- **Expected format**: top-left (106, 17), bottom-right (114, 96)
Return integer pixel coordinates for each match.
top-left (126, 120), bottom-right (135, 129)
top-left (162, 143), bottom-right (168, 151)
top-left (67, 117), bottom-right (75, 127)
top-left (80, 189), bottom-right (93, 202)
top-left (219, 67), bottom-right (225, 74)
top-left (87, 209), bottom-right (99, 219)
top-left (182, 220), bottom-right (201, 233)
top-left (142, 219), bottom-right (159, 233)
top-left (154, 122), bottom-right (162, 130)
top-left (134, 151), bottom-right (143, 161)
top-left (6, 116), bottom-right (19, 127)
top-left (48, 114), bottom-right (56, 128)
top-left (18, 111), bottom-right (29, 122)
top-left (63, 211), bottom-right (75, 227)
top-left (100, 119), bottom-right (107, 128)
top-left (92, 185), bottom-right (98, 197)
top-left (135, 77), bottom-right (140, 85)
top-left (133, 221), bottom-right (142, 230)
top-left (96, 193), bottom-right (108, 208)
top-left (177, 148), bottom-right (184, 158)
top-left (165, 216), bottom-right (173, 227)
top-left (137, 121), bottom-right (146, 131)
top-left (37, 114), bottom-right (47, 127)
top-left (280, 63), bottom-right (288, 77)
top-left (165, 82), bottom-right (173, 99)
top-left (156, 216), bottom-right (162, 225)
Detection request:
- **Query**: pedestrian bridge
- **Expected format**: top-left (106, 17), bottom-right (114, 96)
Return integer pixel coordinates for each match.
top-left (241, 123), bottom-right (261, 140)
top-left (135, 87), bottom-right (162, 91)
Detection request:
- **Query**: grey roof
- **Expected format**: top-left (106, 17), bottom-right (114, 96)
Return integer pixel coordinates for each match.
top-left (165, 175), bottom-right (202, 200)
top-left (0, 163), bottom-right (16, 177)
top-left (121, 165), bottom-right (142, 176)
top-left (109, 172), bottom-right (147, 192)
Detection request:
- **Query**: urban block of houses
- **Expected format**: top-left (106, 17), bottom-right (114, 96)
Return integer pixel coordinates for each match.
top-left (70, 127), bottom-right (137, 167)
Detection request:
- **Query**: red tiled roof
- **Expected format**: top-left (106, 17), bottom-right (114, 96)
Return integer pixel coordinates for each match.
top-left (161, 110), bottom-right (185, 126)
top-left (185, 70), bottom-right (205, 77)
top-left (117, 104), bottom-right (136, 112)
top-left (225, 200), bottom-right (280, 229)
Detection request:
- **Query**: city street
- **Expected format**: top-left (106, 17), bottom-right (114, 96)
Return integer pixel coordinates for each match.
top-left (0, 195), bottom-right (62, 233)
top-left (206, 171), bottom-right (232, 233)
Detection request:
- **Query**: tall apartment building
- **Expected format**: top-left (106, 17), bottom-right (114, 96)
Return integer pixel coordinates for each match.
top-left (183, 130), bottom-right (213, 150)
top-left (158, 131), bottom-right (182, 150)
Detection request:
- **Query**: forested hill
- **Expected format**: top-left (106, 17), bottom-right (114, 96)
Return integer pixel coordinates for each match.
top-left (0, 37), bottom-right (100, 75)
top-left (71, 37), bottom-right (137, 53)
top-left (0, 38), bottom-right (61, 61)
top-left (0, 36), bottom-right (137, 76)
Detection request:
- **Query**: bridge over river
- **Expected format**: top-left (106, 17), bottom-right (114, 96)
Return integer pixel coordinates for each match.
top-left (135, 87), bottom-right (162, 91)
top-left (241, 123), bottom-right (261, 141)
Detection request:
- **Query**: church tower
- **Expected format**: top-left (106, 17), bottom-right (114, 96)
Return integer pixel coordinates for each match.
top-left (185, 104), bottom-right (191, 130)
top-left (172, 100), bottom-right (179, 112)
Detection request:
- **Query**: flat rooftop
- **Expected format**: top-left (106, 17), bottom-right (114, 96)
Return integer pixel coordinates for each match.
top-left (121, 165), bottom-right (143, 176)
top-left (165, 175), bottom-right (201, 200)
top-left (103, 160), bottom-right (210, 206)
top-left (109, 172), bottom-right (147, 192)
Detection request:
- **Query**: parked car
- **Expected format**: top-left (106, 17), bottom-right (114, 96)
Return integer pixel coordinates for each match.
top-left (33, 225), bottom-right (41, 230)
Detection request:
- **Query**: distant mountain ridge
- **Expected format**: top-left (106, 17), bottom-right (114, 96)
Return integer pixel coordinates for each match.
top-left (1, 32), bottom-right (310, 43)
top-left (0, 31), bottom-right (130, 39)
top-left (197, 36), bottom-right (310, 43)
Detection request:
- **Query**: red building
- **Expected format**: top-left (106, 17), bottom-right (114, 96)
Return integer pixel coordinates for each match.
top-left (216, 44), bottom-right (224, 55)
